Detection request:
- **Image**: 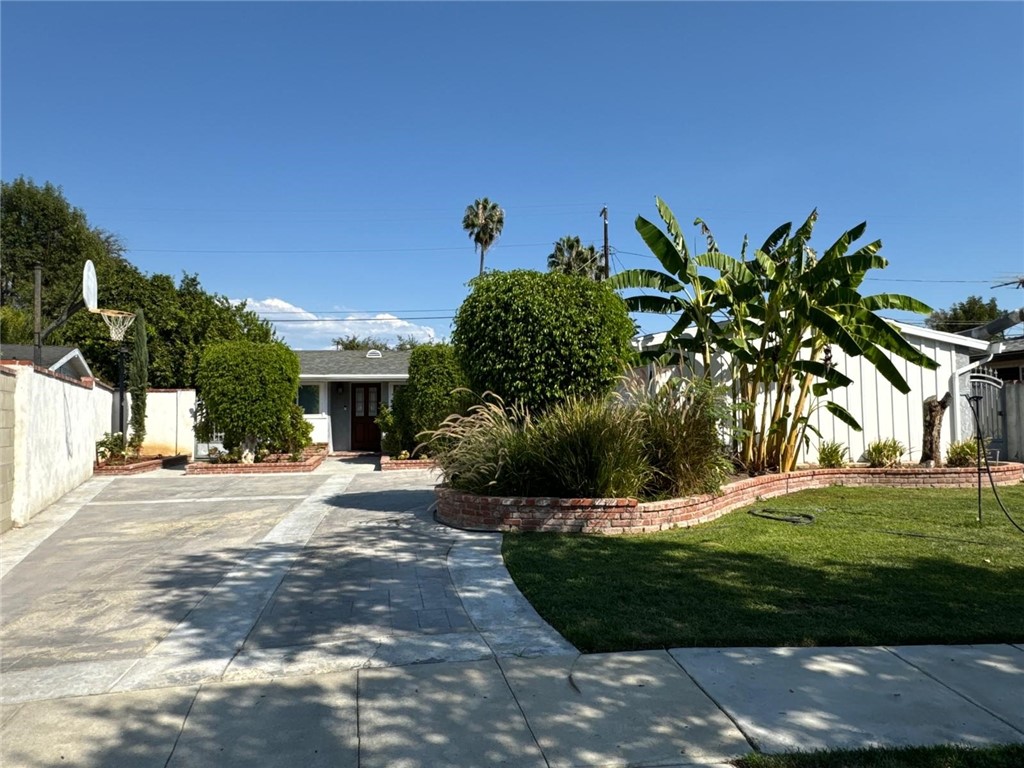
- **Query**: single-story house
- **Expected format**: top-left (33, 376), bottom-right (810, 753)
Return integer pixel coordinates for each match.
top-left (1, 344), bottom-right (94, 380)
top-left (295, 349), bottom-right (411, 452)
top-left (633, 321), bottom-right (1009, 464)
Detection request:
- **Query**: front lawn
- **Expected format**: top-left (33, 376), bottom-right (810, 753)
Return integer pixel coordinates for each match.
top-left (502, 485), bottom-right (1024, 652)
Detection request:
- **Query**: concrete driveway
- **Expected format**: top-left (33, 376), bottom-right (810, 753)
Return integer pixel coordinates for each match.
top-left (2, 460), bottom-right (1022, 767)
top-left (1, 459), bottom-right (571, 704)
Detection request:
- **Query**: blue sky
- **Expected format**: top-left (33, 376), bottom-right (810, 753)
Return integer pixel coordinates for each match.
top-left (3, 1), bottom-right (1022, 349)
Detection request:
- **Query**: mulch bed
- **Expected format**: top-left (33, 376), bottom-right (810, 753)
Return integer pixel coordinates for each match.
top-left (186, 445), bottom-right (329, 475)
top-left (94, 455), bottom-right (188, 476)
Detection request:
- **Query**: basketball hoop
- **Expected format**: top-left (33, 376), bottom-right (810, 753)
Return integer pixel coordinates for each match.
top-left (93, 308), bottom-right (136, 342)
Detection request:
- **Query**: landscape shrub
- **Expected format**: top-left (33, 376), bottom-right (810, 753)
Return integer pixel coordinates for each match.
top-left (451, 270), bottom-right (635, 413)
top-left (817, 441), bottom-right (848, 468)
top-left (96, 432), bottom-right (126, 462)
top-left (864, 438), bottom-right (906, 468)
top-left (194, 341), bottom-right (310, 462)
top-left (946, 438), bottom-right (983, 467)
top-left (425, 376), bottom-right (732, 500)
top-left (377, 343), bottom-right (468, 455)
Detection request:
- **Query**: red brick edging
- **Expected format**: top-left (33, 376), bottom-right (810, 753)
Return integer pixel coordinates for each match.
top-left (186, 448), bottom-right (328, 475)
top-left (380, 455), bottom-right (437, 471)
top-left (435, 463), bottom-right (1024, 535)
top-left (94, 455), bottom-right (188, 476)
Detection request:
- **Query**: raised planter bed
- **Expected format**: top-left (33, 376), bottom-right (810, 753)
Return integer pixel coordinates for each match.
top-left (435, 462), bottom-right (1024, 535)
top-left (380, 454), bottom-right (437, 471)
top-left (94, 455), bottom-right (188, 476)
top-left (186, 445), bottom-right (328, 475)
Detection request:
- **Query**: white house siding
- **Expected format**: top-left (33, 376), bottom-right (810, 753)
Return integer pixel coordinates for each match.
top-left (637, 324), bottom-right (991, 466)
top-left (808, 334), bottom-right (967, 464)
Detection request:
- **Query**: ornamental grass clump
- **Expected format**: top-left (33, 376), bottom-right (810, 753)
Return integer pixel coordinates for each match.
top-left (946, 438), bottom-right (984, 468)
top-left (817, 441), bottom-right (848, 468)
top-left (424, 375), bottom-right (731, 501)
top-left (621, 374), bottom-right (732, 498)
top-left (420, 394), bottom-right (536, 497)
top-left (864, 438), bottom-right (906, 468)
top-left (530, 396), bottom-right (650, 499)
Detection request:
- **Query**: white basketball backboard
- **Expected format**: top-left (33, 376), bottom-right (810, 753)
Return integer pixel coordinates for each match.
top-left (83, 260), bottom-right (98, 312)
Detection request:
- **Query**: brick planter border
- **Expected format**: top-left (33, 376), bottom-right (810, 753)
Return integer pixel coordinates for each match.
top-left (94, 455), bottom-right (188, 476)
top-left (186, 447), bottom-right (328, 475)
top-left (435, 463), bottom-right (1024, 535)
top-left (380, 455), bottom-right (437, 471)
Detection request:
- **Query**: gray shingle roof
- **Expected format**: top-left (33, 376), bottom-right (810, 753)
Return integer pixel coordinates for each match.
top-left (295, 349), bottom-right (411, 378)
top-left (1, 345), bottom-right (94, 378)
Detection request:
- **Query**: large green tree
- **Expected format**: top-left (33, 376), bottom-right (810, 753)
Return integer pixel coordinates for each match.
top-left (925, 296), bottom-right (1003, 335)
top-left (1, 177), bottom-right (275, 387)
top-left (611, 198), bottom-right (937, 473)
top-left (462, 198), bottom-right (504, 276)
top-left (194, 341), bottom-right (310, 462)
top-left (547, 235), bottom-right (603, 280)
top-left (452, 270), bottom-right (635, 413)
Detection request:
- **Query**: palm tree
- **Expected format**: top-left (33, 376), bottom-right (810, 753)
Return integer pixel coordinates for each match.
top-left (547, 235), bottom-right (603, 280)
top-left (462, 198), bottom-right (505, 276)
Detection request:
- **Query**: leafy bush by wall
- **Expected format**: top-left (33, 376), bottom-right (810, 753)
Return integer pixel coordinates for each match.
top-left (194, 341), bottom-right (310, 461)
top-left (451, 270), bottom-right (635, 413)
top-left (378, 343), bottom-right (469, 455)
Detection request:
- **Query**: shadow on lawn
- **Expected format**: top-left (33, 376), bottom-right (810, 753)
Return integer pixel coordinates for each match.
top-left (504, 535), bottom-right (1024, 652)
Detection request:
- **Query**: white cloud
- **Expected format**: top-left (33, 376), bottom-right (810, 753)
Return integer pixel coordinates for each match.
top-left (239, 297), bottom-right (439, 350)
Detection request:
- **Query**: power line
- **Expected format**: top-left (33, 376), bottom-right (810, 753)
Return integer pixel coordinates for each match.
top-left (130, 242), bottom-right (551, 255)
top-left (266, 315), bottom-right (454, 324)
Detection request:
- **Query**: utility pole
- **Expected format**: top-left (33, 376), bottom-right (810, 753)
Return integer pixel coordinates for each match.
top-left (600, 206), bottom-right (609, 280)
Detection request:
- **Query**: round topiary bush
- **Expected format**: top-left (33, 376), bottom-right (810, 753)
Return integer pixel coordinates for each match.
top-left (451, 270), bottom-right (635, 413)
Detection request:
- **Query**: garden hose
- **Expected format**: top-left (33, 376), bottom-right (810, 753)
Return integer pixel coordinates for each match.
top-left (964, 395), bottom-right (1024, 537)
top-left (747, 509), bottom-right (815, 525)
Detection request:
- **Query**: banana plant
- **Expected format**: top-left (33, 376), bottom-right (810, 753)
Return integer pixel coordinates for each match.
top-left (611, 198), bottom-right (938, 473)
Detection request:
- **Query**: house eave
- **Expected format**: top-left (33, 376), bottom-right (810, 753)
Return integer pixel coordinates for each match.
top-left (299, 374), bottom-right (409, 382)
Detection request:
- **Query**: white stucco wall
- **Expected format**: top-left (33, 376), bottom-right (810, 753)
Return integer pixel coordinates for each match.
top-left (1, 370), bottom-right (16, 533)
top-left (8, 365), bottom-right (102, 526)
top-left (125, 389), bottom-right (196, 457)
top-left (91, 383), bottom-right (114, 439)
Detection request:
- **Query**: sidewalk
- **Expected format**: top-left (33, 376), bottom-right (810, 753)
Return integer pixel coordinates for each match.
top-left (2, 464), bottom-right (1021, 766)
top-left (2, 644), bottom-right (1022, 767)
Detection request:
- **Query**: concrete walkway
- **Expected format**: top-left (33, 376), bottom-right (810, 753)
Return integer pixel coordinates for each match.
top-left (1, 461), bottom-right (1022, 766)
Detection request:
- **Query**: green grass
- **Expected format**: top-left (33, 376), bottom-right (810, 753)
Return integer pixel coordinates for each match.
top-left (735, 744), bottom-right (1024, 768)
top-left (502, 485), bottom-right (1024, 652)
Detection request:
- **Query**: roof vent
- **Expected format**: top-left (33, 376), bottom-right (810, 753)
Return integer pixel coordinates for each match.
top-left (366, 349), bottom-right (382, 358)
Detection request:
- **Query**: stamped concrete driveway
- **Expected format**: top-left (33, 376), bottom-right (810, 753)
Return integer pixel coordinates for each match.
top-left (0, 459), bottom-right (572, 704)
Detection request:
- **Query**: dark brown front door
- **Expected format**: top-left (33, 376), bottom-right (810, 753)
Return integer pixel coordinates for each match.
top-left (351, 384), bottom-right (382, 451)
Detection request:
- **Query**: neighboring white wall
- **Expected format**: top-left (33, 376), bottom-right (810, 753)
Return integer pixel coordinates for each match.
top-left (125, 389), bottom-right (196, 457)
top-left (91, 383), bottom-right (114, 439)
top-left (305, 414), bottom-right (331, 444)
top-left (6, 365), bottom-right (105, 527)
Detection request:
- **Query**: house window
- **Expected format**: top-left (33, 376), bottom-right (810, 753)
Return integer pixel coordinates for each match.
top-left (297, 384), bottom-right (321, 414)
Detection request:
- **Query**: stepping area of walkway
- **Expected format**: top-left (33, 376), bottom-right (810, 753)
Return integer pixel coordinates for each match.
top-left (1, 459), bottom-right (1022, 767)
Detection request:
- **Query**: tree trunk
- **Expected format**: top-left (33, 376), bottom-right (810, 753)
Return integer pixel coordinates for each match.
top-left (920, 392), bottom-right (952, 466)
